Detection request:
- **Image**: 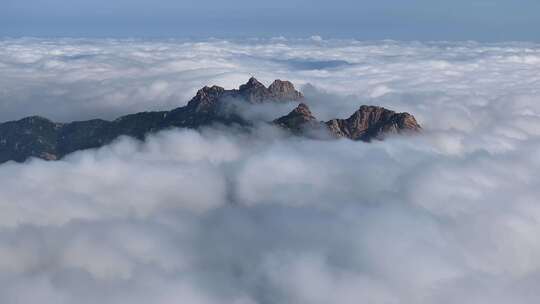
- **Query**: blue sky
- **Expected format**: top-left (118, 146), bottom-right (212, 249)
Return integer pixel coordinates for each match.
top-left (2, 0), bottom-right (540, 41)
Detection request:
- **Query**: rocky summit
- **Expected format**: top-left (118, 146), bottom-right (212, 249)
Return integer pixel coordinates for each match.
top-left (0, 78), bottom-right (421, 163)
top-left (325, 105), bottom-right (421, 141)
top-left (273, 103), bottom-right (322, 135)
top-left (274, 103), bottom-right (421, 140)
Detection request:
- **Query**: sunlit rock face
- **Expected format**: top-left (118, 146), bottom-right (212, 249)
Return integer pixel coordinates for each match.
top-left (325, 105), bottom-right (422, 141)
top-left (275, 103), bottom-right (421, 141)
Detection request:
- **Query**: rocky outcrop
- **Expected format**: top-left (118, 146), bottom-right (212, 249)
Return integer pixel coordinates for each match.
top-left (186, 85), bottom-right (227, 114)
top-left (326, 105), bottom-right (421, 141)
top-left (0, 78), bottom-right (420, 163)
top-left (238, 78), bottom-right (304, 103)
top-left (268, 79), bottom-right (305, 102)
top-left (275, 104), bottom-right (421, 141)
top-left (0, 78), bottom-right (304, 163)
top-left (185, 77), bottom-right (303, 112)
top-left (273, 103), bottom-right (322, 134)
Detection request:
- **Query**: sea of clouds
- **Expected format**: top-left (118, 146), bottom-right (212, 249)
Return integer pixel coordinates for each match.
top-left (1, 37), bottom-right (540, 303)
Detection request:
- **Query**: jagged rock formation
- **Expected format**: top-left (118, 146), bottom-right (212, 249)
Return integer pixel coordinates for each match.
top-left (0, 78), bottom-right (303, 163)
top-left (325, 105), bottom-right (421, 141)
top-left (273, 103), bottom-right (322, 134)
top-left (187, 78), bottom-right (304, 112)
top-left (0, 78), bottom-right (420, 163)
top-left (275, 103), bottom-right (421, 141)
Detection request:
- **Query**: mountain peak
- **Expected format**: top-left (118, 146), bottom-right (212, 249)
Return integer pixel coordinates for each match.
top-left (0, 79), bottom-right (421, 163)
top-left (186, 85), bottom-right (226, 112)
top-left (274, 103), bottom-right (319, 134)
top-left (326, 105), bottom-right (421, 141)
top-left (237, 77), bottom-right (303, 103)
top-left (240, 77), bottom-right (266, 91)
top-left (269, 79), bottom-right (304, 101)
top-left (290, 103), bottom-right (314, 117)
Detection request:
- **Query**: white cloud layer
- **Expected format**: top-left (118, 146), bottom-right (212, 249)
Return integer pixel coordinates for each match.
top-left (1, 38), bottom-right (540, 303)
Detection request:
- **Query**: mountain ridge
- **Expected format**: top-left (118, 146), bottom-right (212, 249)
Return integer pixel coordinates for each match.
top-left (0, 78), bottom-right (421, 163)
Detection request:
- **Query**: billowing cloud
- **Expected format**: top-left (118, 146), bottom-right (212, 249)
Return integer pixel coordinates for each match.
top-left (1, 38), bottom-right (540, 303)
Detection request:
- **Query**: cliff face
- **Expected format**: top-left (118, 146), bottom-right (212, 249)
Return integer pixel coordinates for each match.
top-left (0, 78), bottom-right (420, 163)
